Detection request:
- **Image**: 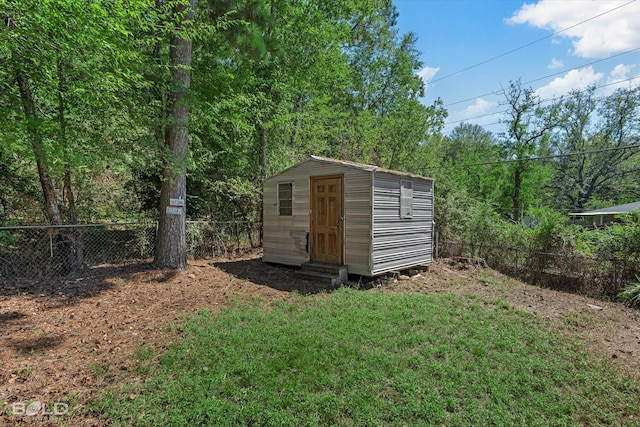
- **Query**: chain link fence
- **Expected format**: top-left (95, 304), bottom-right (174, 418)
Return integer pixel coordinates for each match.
top-left (186, 221), bottom-right (261, 259)
top-left (0, 221), bottom-right (260, 281)
top-left (438, 239), bottom-right (637, 299)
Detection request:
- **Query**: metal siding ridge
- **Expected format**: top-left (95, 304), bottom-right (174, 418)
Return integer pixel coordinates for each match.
top-left (342, 166), bottom-right (374, 276)
top-left (373, 247), bottom-right (433, 259)
top-left (371, 257), bottom-right (432, 275)
top-left (372, 239), bottom-right (431, 249)
top-left (372, 247), bottom-right (431, 260)
top-left (369, 170), bottom-right (376, 276)
top-left (374, 226), bottom-right (432, 234)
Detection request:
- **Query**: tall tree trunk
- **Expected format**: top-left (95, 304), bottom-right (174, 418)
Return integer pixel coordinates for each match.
top-left (57, 57), bottom-right (85, 273)
top-left (15, 62), bottom-right (63, 226)
top-left (63, 168), bottom-right (85, 270)
top-left (258, 124), bottom-right (267, 246)
top-left (258, 124), bottom-right (267, 182)
top-left (14, 49), bottom-right (83, 274)
top-left (58, 57), bottom-right (80, 227)
top-left (155, 0), bottom-right (194, 269)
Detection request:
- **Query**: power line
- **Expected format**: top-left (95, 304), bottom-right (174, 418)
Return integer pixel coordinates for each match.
top-left (444, 109), bottom-right (507, 126)
top-left (428, 0), bottom-right (636, 85)
top-left (444, 46), bottom-right (640, 107)
top-left (424, 143), bottom-right (640, 170)
top-left (444, 90), bottom-right (505, 108)
top-left (443, 74), bottom-right (640, 127)
top-left (522, 47), bottom-right (640, 87)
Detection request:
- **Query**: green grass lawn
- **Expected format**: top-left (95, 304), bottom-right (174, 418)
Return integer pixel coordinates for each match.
top-left (95, 289), bottom-right (638, 426)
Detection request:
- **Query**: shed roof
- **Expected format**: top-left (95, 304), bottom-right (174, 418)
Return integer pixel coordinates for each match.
top-left (569, 201), bottom-right (640, 216)
top-left (266, 155), bottom-right (433, 181)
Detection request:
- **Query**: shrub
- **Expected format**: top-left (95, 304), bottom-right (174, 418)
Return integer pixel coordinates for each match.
top-left (619, 278), bottom-right (640, 308)
top-left (599, 212), bottom-right (640, 264)
top-left (524, 207), bottom-right (574, 254)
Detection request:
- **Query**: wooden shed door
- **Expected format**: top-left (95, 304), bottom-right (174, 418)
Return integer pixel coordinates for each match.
top-left (310, 175), bottom-right (343, 264)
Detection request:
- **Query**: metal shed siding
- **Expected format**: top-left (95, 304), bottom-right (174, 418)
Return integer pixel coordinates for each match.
top-left (262, 175), bottom-right (309, 266)
top-left (371, 173), bottom-right (433, 275)
top-left (262, 159), bottom-right (374, 275)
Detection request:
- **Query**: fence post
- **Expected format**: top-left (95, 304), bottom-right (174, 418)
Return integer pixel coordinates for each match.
top-left (235, 222), bottom-right (241, 254)
top-left (613, 259), bottom-right (617, 296)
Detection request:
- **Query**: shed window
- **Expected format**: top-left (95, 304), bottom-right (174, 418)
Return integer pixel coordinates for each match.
top-left (278, 182), bottom-right (293, 216)
top-left (400, 180), bottom-right (413, 218)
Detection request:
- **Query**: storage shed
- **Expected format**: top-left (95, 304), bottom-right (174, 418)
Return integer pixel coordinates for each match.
top-left (262, 156), bottom-right (434, 277)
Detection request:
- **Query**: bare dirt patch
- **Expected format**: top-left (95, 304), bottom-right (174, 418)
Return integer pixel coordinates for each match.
top-left (1, 252), bottom-right (639, 426)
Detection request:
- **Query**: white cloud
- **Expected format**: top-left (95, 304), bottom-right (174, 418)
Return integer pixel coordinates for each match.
top-left (547, 58), bottom-right (563, 69)
top-left (604, 63), bottom-right (639, 93)
top-left (443, 98), bottom-right (499, 133)
top-left (459, 98), bottom-right (495, 117)
top-left (609, 63), bottom-right (636, 81)
top-left (447, 98), bottom-right (497, 126)
top-left (417, 65), bottom-right (440, 83)
top-left (535, 67), bottom-right (603, 99)
top-left (443, 98), bottom-right (502, 134)
top-left (507, 0), bottom-right (640, 58)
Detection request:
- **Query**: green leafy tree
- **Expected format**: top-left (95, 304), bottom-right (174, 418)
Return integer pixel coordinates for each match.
top-left (499, 80), bottom-right (556, 221)
top-left (1, 0), bottom-right (150, 273)
top-left (1, 0), bottom-right (148, 226)
top-left (342, 0), bottom-right (446, 168)
top-left (548, 86), bottom-right (640, 212)
top-left (444, 123), bottom-right (504, 202)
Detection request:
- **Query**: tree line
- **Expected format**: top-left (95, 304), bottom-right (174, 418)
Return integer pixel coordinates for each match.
top-left (1, 0), bottom-right (444, 267)
top-left (427, 82), bottom-right (640, 225)
top-left (1, 0), bottom-right (639, 269)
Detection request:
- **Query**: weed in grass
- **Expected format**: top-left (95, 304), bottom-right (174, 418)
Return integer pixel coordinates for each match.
top-left (495, 299), bottom-right (511, 310)
top-left (564, 309), bottom-right (600, 330)
top-left (62, 392), bottom-right (80, 406)
top-left (96, 288), bottom-right (640, 427)
top-left (16, 366), bottom-right (36, 377)
top-left (462, 293), bottom-right (484, 303)
top-left (133, 343), bottom-right (155, 361)
top-left (132, 344), bottom-right (156, 375)
top-left (91, 361), bottom-right (109, 378)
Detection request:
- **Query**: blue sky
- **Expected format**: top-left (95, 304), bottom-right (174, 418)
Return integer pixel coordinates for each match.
top-left (393, 0), bottom-right (640, 134)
